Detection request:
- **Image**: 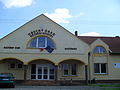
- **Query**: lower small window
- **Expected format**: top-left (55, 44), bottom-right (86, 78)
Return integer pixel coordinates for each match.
top-left (94, 63), bottom-right (107, 74)
top-left (9, 63), bottom-right (23, 69)
top-left (10, 63), bottom-right (15, 68)
top-left (17, 64), bottom-right (23, 68)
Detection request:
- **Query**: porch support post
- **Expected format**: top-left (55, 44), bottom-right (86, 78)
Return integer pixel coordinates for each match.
top-left (55, 65), bottom-right (58, 82)
top-left (24, 65), bottom-right (27, 80)
top-left (85, 65), bottom-right (88, 85)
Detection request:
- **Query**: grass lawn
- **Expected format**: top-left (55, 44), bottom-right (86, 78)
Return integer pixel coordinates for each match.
top-left (91, 84), bottom-right (120, 87)
top-left (101, 88), bottom-right (120, 90)
top-left (90, 84), bottom-right (120, 90)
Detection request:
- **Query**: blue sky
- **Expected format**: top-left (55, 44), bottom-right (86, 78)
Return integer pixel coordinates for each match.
top-left (0, 0), bottom-right (120, 38)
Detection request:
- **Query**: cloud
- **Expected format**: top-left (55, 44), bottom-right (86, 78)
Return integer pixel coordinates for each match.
top-left (80, 32), bottom-right (102, 36)
top-left (74, 12), bottom-right (85, 17)
top-left (0, 0), bottom-right (33, 8)
top-left (44, 8), bottom-right (72, 24)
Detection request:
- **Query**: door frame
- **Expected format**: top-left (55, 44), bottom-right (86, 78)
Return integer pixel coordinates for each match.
top-left (36, 64), bottom-right (50, 80)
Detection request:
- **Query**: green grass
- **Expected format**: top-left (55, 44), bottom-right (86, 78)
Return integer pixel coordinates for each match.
top-left (101, 88), bottom-right (120, 90)
top-left (91, 84), bottom-right (120, 87)
top-left (90, 84), bottom-right (120, 90)
top-left (99, 84), bottom-right (120, 87)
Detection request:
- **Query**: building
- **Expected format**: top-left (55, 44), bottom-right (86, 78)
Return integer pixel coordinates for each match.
top-left (0, 14), bottom-right (120, 85)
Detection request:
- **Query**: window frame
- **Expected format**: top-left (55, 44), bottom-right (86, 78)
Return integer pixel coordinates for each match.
top-left (71, 64), bottom-right (77, 76)
top-left (63, 64), bottom-right (69, 76)
top-left (9, 63), bottom-right (15, 69)
top-left (9, 63), bottom-right (23, 69)
top-left (17, 64), bottom-right (23, 69)
top-left (28, 36), bottom-right (54, 49)
top-left (93, 46), bottom-right (106, 54)
top-left (37, 37), bottom-right (47, 48)
top-left (63, 64), bottom-right (77, 76)
top-left (94, 63), bottom-right (107, 74)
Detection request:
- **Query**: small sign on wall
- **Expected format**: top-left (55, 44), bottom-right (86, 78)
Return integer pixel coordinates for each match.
top-left (113, 63), bottom-right (120, 68)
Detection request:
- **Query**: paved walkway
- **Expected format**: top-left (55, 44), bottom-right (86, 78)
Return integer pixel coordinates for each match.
top-left (0, 86), bottom-right (100, 90)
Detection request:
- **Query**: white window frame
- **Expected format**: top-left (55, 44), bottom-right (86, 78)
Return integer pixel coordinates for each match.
top-left (94, 46), bottom-right (106, 54)
top-left (31, 64), bottom-right (55, 80)
top-left (37, 37), bottom-right (47, 48)
top-left (94, 63), bottom-right (107, 74)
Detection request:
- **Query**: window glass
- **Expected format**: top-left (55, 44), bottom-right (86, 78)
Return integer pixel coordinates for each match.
top-left (28, 36), bottom-right (54, 49)
top-left (94, 64), bottom-right (100, 73)
top-left (72, 64), bottom-right (77, 75)
top-left (93, 47), bottom-right (99, 53)
top-left (50, 65), bottom-right (54, 74)
top-left (31, 75), bottom-right (36, 79)
top-left (94, 63), bottom-right (107, 74)
top-left (18, 64), bottom-right (23, 68)
top-left (93, 46), bottom-right (106, 53)
top-left (47, 38), bottom-right (54, 48)
top-left (38, 37), bottom-right (46, 48)
top-left (50, 75), bottom-right (54, 79)
top-left (44, 67), bottom-right (48, 74)
top-left (31, 64), bottom-right (36, 74)
top-left (29, 38), bottom-right (37, 48)
top-left (38, 67), bottom-right (42, 74)
top-left (38, 75), bottom-right (42, 79)
top-left (63, 64), bottom-right (69, 75)
top-left (101, 64), bottom-right (106, 73)
top-left (10, 63), bottom-right (15, 68)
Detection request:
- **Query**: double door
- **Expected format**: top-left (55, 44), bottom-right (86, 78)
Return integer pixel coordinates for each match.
top-left (31, 64), bottom-right (54, 80)
top-left (36, 65), bottom-right (49, 80)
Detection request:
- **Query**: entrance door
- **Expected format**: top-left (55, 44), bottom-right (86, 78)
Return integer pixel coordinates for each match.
top-left (37, 65), bottom-right (49, 80)
top-left (31, 64), bottom-right (55, 80)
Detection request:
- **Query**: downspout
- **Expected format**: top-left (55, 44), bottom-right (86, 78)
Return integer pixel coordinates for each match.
top-left (88, 52), bottom-right (91, 84)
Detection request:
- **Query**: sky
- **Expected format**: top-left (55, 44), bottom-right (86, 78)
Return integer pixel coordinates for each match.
top-left (0, 0), bottom-right (120, 38)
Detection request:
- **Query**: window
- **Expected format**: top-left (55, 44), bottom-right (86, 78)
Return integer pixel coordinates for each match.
top-left (10, 63), bottom-right (15, 68)
top-left (9, 63), bottom-right (23, 69)
top-left (29, 36), bottom-right (54, 49)
top-left (31, 64), bottom-right (36, 79)
top-left (72, 64), bottom-right (77, 75)
top-left (63, 64), bottom-right (69, 75)
top-left (63, 64), bottom-right (77, 76)
top-left (17, 64), bottom-right (23, 68)
top-left (93, 46), bottom-right (106, 54)
top-left (94, 63), bottom-right (107, 74)
top-left (49, 64), bottom-right (55, 79)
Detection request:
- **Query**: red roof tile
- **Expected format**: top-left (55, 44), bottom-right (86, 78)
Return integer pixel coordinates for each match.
top-left (78, 36), bottom-right (120, 53)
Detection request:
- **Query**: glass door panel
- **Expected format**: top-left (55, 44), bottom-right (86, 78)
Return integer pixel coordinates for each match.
top-left (43, 67), bottom-right (49, 80)
top-left (37, 66), bottom-right (42, 79)
top-left (33, 64), bottom-right (55, 80)
top-left (49, 65), bottom-right (55, 79)
top-left (38, 67), bottom-right (42, 74)
top-left (44, 67), bottom-right (48, 74)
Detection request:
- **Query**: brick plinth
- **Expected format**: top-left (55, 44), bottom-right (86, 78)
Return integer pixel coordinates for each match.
top-left (22, 80), bottom-right (59, 86)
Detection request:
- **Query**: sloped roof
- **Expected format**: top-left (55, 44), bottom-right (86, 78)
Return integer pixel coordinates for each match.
top-left (78, 36), bottom-right (120, 53)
